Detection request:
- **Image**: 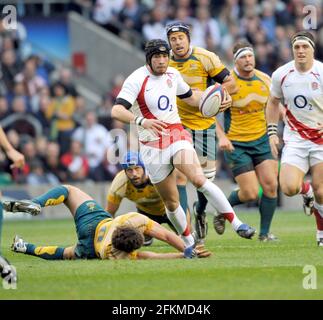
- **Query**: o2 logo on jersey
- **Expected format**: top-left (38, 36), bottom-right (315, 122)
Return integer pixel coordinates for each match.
top-left (294, 95), bottom-right (307, 109)
top-left (294, 95), bottom-right (314, 110)
top-left (158, 95), bottom-right (173, 111)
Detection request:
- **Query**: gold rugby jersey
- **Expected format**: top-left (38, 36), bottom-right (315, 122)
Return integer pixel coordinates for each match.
top-left (94, 212), bottom-right (154, 259)
top-left (169, 47), bottom-right (228, 130)
top-left (107, 170), bottom-right (165, 216)
top-left (224, 69), bottom-right (271, 142)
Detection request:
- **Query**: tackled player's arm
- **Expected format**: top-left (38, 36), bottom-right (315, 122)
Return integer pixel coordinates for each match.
top-left (146, 221), bottom-right (185, 252)
top-left (136, 251), bottom-right (184, 259)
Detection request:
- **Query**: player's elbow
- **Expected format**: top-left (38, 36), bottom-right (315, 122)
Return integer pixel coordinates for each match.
top-left (111, 105), bottom-right (120, 120)
top-left (111, 104), bottom-right (127, 121)
top-left (223, 76), bottom-right (238, 94)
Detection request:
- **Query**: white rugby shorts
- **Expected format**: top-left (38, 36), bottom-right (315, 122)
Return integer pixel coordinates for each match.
top-left (140, 140), bottom-right (195, 184)
top-left (281, 138), bottom-right (323, 173)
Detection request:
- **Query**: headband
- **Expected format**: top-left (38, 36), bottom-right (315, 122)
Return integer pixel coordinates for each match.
top-left (234, 47), bottom-right (254, 61)
top-left (292, 35), bottom-right (315, 49)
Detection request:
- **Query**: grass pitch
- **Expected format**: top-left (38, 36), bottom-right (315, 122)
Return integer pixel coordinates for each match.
top-left (0, 211), bottom-right (322, 300)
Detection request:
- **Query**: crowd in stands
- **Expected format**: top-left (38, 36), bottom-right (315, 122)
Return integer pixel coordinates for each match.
top-left (1, 0), bottom-right (322, 186)
top-left (92, 0), bottom-right (323, 72)
top-left (0, 16), bottom-right (125, 186)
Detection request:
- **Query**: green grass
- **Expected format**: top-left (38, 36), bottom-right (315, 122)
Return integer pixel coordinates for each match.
top-left (0, 211), bottom-right (322, 300)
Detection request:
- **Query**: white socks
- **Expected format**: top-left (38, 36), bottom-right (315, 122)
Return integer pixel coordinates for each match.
top-left (166, 205), bottom-right (194, 247)
top-left (198, 180), bottom-right (243, 231)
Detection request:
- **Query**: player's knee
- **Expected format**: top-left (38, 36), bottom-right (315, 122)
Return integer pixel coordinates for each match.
top-left (312, 183), bottom-right (323, 201)
top-left (176, 174), bottom-right (187, 185)
top-left (164, 199), bottom-right (180, 212)
top-left (262, 181), bottom-right (278, 197)
top-left (190, 175), bottom-right (206, 189)
top-left (280, 183), bottom-right (299, 197)
top-left (240, 189), bottom-right (258, 202)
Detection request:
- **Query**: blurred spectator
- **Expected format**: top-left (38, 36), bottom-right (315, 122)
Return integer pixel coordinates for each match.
top-left (14, 57), bottom-right (47, 97)
top-left (72, 110), bottom-right (114, 181)
top-left (60, 140), bottom-right (89, 182)
top-left (57, 67), bottom-right (79, 98)
top-left (108, 73), bottom-right (125, 101)
top-left (43, 141), bottom-right (67, 182)
top-left (260, 1), bottom-right (277, 42)
top-left (142, 6), bottom-right (168, 41)
top-left (46, 81), bottom-right (76, 154)
top-left (0, 96), bottom-right (10, 120)
top-left (34, 95), bottom-right (51, 136)
top-left (118, 0), bottom-right (148, 34)
top-left (6, 97), bottom-right (39, 137)
top-left (26, 158), bottom-right (60, 185)
top-left (93, 0), bottom-right (125, 34)
top-left (191, 6), bottom-right (221, 51)
top-left (1, 49), bottom-right (22, 93)
top-left (28, 54), bottom-right (55, 84)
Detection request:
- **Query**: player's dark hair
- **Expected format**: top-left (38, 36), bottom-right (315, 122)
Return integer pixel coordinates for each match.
top-left (112, 226), bottom-right (144, 253)
top-left (233, 40), bottom-right (253, 55)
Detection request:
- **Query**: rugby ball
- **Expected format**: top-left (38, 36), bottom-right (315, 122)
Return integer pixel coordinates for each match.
top-left (199, 84), bottom-right (224, 117)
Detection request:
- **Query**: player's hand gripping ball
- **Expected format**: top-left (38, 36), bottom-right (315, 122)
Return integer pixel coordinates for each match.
top-left (199, 84), bottom-right (231, 117)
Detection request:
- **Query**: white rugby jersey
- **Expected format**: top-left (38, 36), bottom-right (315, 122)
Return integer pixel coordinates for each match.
top-left (271, 59), bottom-right (323, 145)
top-left (117, 65), bottom-right (191, 142)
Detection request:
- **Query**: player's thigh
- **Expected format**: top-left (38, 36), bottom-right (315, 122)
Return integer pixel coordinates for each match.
top-left (154, 169), bottom-right (179, 205)
top-left (311, 162), bottom-right (323, 201)
top-left (255, 159), bottom-right (278, 195)
top-left (235, 171), bottom-right (259, 199)
top-left (63, 185), bottom-right (94, 214)
top-left (175, 168), bottom-right (187, 185)
top-left (173, 148), bottom-right (205, 187)
top-left (279, 164), bottom-right (305, 195)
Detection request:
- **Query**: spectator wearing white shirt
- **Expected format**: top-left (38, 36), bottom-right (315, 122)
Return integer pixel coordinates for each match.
top-left (191, 6), bottom-right (221, 51)
top-left (72, 110), bottom-right (114, 181)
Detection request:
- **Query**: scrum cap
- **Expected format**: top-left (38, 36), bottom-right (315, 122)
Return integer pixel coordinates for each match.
top-left (144, 39), bottom-right (170, 66)
top-left (121, 151), bottom-right (145, 171)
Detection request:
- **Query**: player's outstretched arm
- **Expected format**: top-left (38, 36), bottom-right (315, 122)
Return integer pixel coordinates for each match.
top-left (136, 251), bottom-right (184, 259)
top-left (146, 221), bottom-right (185, 252)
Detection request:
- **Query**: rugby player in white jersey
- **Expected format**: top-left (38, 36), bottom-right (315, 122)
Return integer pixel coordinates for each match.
top-left (266, 31), bottom-right (323, 246)
top-left (111, 39), bottom-right (255, 256)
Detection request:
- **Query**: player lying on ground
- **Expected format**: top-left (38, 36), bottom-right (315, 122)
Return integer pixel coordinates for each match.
top-left (4, 185), bottom-right (211, 260)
